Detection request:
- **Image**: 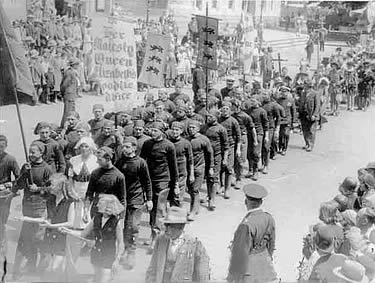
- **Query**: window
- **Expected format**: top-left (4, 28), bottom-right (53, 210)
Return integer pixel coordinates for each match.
top-left (212, 0), bottom-right (218, 9)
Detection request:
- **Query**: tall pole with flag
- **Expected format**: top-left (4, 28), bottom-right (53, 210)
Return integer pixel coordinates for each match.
top-left (195, 7), bottom-right (219, 111)
top-left (0, 2), bottom-right (35, 162)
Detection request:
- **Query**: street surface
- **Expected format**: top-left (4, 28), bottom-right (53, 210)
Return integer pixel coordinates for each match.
top-left (0, 29), bottom-right (372, 282)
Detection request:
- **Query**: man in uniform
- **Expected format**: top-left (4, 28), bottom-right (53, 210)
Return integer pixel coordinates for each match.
top-left (227, 184), bottom-right (278, 283)
top-left (132, 120), bottom-right (150, 156)
top-left (221, 77), bottom-right (235, 100)
top-left (187, 120), bottom-right (214, 221)
top-left (88, 104), bottom-right (110, 141)
top-left (219, 102), bottom-right (241, 199)
top-left (169, 81), bottom-right (191, 104)
top-left (140, 122), bottom-right (179, 248)
top-left (299, 82), bottom-right (320, 152)
top-left (201, 110), bottom-right (229, 210)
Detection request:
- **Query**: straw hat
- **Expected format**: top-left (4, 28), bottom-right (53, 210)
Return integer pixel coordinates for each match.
top-left (333, 260), bottom-right (369, 283)
top-left (160, 206), bottom-right (189, 224)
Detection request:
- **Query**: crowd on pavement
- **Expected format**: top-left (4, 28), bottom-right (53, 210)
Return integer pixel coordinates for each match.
top-left (3, 2), bottom-right (375, 282)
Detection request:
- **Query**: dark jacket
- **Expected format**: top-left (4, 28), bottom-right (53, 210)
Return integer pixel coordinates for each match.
top-left (299, 89), bottom-right (320, 121)
top-left (60, 67), bottom-right (78, 100)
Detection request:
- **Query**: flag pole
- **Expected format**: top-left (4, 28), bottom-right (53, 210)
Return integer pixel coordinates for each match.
top-left (0, 6), bottom-right (30, 163)
top-left (205, 2), bottom-right (209, 111)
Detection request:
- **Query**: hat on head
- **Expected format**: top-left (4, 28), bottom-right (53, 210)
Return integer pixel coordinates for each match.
top-left (319, 77), bottom-right (330, 86)
top-left (175, 81), bottom-right (184, 88)
top-left (333, 260), bottom-right (368, 283)
top-left (149, 121), bottom-right (165, 131)
top-left (97, 146), bottom-right (114, 159)
top-left (363, 173), bottom-right (375, 188)
top-left (314, 224), bottom-right (336, 252)
top-left (160, 206), bottom-right (189, 224)
top-left (75, 122), bottom-right (91, 132)
top-left (93, 104), bottom-right (104, 111)
top-left (207, 109), bottom-right (220, 118)
top-left (30, 141), bottom-right (46, 154)
top-left (274, 77), bottom-right (283, 85)
top-left (243, 184), bottom-right (268, 200)
top-left (340, 177), bottom-right (358, 193)
top-left (154, 100), bottom-right (164, 107)
top-left (47, 40), bottom-right (57, 47)
top-left (67, 111), bottom-right (80, 119)
top-left (75, 137), bottom-right (97, 151)
top-left (97, 194), bottom-right (124, 215)
top-left (221, 101), bottom-right (232, 108)
top-left (226, 77), bottom-right (235, 82)
top-left (171, 121), bottom-right (184, 130)
top-left (30, 49), bottom-right (39, 58)
top-left (123, 136), bottom-right (138, 147)
top-left (279, 85), bottom-right (290, 92)
top-left (103, 120), bottom-right (114, 128)
top-left (133, 119), bottom-right (145, 128)
top-left (34, 121), bottom-right (51, 135)
top-left (188, 120), bottom-right (201, 128)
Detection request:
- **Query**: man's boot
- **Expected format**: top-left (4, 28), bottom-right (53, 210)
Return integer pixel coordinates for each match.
top-left (224, 174), bottom-right (232, 199)
top-left (207, 183), bottom-right (217, 211)
top-left (252, 166), bottom-right (259, 181)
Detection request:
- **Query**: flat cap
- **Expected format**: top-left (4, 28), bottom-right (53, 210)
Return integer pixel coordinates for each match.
top-left (98, 146), bottom-right (113, 159)
top-left (171, 121), bottom-right (184, 130)
top-left (243, 184), bottom-right (268, 199)
top-left (123, 136), bottom-right (138, 146)
top-left (93, 104), bottom-right (104, 111)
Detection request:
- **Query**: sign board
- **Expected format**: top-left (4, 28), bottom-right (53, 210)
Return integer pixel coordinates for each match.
top-left (196, 15), bottom-right (219, 70)
top-left (138, 33), bottom-right (170, 88)
top-left (91, 15), bottom-right (139, 111)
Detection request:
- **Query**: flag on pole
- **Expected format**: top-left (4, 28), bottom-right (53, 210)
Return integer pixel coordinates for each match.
top-left (0, 1), bottom-right (35, 105)
top-left (138, 33), bottom-right (171, 88)
top-left (196, 15), bottom-right (219, 70)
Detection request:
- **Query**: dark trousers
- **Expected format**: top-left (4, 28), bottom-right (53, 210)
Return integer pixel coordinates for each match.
top-left (270, 129), bottom-right (279, 158)
top-left (248, 134), bottom-right (263, 172)
top-left (320, 41), bottom-right (325, 51)
top-left (150, 181), bottom-right (169, 238)
top-left (234, 134), bottom-right (248, 180)
top-left (262, 129), bottom-right (274, 167)
top-left (207, 154), bottom-right (222, 200)
top-left (301, 119), bottom-right (317, 148)
top-left (60, 98), bottom-right (76, 128)
top-left (187, 166), bottom-right (204, 196)
top-left (123, 206), bottom-right (142, 252)
top-left (177, 175), bottom-right (187, 207)
top-left (279, 124), bottom-right (291, 152)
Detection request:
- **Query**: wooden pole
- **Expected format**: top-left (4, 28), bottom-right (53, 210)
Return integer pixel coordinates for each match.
top-left (205, 2), bottom-right (209, 111)
top-left (146, 0), bottom-right (150, 26)
top-left (277, 53), bottom-right (282, 75)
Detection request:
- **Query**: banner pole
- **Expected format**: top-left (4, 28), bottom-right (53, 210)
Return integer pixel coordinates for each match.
top-left (205, 2), bottom-right (209, 111)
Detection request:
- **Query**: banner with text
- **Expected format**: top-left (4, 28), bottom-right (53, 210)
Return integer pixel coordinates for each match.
top-left (242, 28), bottom-right (257, 75)
top-left (138, 33), bottom-right (170, 88)
top-left (91, 16), bottom-right (138, 111)
top-left (196, 15), bottom-right (219, 70)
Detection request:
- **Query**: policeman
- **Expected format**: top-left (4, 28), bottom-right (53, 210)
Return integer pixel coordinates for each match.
top-left (227, 184), bottom-right (278, 283)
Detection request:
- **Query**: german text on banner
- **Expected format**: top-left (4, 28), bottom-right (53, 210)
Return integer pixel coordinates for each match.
top-left (91, 16), bottom-right (138, 111)
top-left (0, 1), bottom-right (34, 105)
top-left (138, 33), bottom-right (171, 88)
top-left (196, 15), bottom-right (219, 70)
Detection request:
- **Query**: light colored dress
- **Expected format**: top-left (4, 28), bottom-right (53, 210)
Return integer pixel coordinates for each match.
top-left (68, 153), bottom-right (98, 229)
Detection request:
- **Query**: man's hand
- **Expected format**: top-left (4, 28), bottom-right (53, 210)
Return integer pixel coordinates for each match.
top-left (24, 163), bottom-right (31, 171)
top-left (188, 174), bottom-right (195, 184)
top-left (236, 148), bottom-right (241, 158)
top-left (208, 168), bottom-right (214, 176)
top-left (29, 184), bottom-right (39, 192)
top-left (264, 136), bottom-right (269, 145)
top-left (146, 200), bottom-right (153, 212)
top-left (222, 157), bottom-right (228, 167)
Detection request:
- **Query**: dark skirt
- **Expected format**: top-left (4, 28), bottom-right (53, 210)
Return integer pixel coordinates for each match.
top-left (43, 228), bottom-right (67, 255)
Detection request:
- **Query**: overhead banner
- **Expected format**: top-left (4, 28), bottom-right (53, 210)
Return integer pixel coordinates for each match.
top-left (138, 33), bottom-right (170, 88)
top-left (196, 15), bottom-right (219, 70)
top-left (91, 16), bottom-right (138, 111)
top-left (242, 28), bottom-right (257, 75)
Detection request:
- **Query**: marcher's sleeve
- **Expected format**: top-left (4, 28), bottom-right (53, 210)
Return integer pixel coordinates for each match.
top-left (228, 224), bottom-right (250, 281)
top-left (246, 115), bottom-right (255, 130)
top-left (193, 239), bottom-right (210, 282)
top-left (232, 119), bottom-right (241, 145)
top-left (11, 157), bottom-right (20, 179)
top-left (140, 140), bottom-right (148, 160)
top-left (220, 127), bottom-right (230, 153)
top-left (117, 173), bottom-right (126, 207)
top-left (167, 143), bottom-right (179, 185)
top-left (186, 142), bottom-right (194, 173)
top-left (204, 138), bottom-right (214, 170)
top-left (140, 159), bottom-right (153, 202)
top-left (273, 104), bottom-right (281, 128)
top-left (85, 171), bottom-right (96, 202)
top-left (54, 143), bottom-right (66, 173)
top-left (261, 110), bottom-right (269, 132)
top-left (291, 100), bottom-right (297, 125)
